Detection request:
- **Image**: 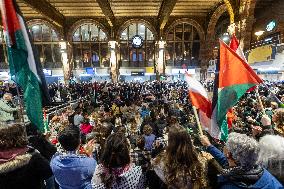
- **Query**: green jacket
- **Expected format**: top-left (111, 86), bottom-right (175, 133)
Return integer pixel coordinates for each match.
top-left (0, 99), bottom-right (18, 122)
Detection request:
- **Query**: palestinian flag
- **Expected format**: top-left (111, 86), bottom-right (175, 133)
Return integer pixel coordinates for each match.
top-left (185, 72), bottom-right (220, 138)
top-left (0, 0), bottom-right (50, 132)
top-left (43, 108), bottom-right (49, 133)
top-left (229, 34), bottom-right (247, 61)
top-left (212, 40), bottom-right (263, 140)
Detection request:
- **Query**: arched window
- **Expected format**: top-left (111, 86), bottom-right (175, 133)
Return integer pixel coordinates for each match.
top-left (28, 23), bottom-right (62, 68)
top-left (0, 27), bottom-right (8, 69)
top-left (119, 22), bottom-right (156, 67)
top-left (166, 23), bottom-right (201, 67)
top-left (214, 13), bottom-right (230, 41)
top-left (72, 23), bottom-right (108, 68)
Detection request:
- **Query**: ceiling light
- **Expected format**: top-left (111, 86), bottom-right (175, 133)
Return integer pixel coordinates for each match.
top-left (255, 30), bottom-right (265, 37)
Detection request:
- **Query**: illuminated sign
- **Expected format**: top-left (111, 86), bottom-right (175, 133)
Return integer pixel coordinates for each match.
top-left (266, 20), bottom-right (277, 32)
top-left (43, 69), bottom-right (52, 76)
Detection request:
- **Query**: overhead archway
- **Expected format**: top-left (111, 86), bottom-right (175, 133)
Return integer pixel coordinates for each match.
top-left (205, 4), bottom-right (228, 61)
top-left (69, 20), bottom-right (109, 68)
top-left (165, 18), bottom-right (206, 67)
top-left (117, 19), bottom-right (157, 67)
top-left (27, 19), bottom-right (62, 69)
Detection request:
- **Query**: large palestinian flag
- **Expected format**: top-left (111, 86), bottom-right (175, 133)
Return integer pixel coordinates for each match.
top-left (0, 0), bottom-right (50, 132)
top-left (212, 40), bottom-right (263, 141)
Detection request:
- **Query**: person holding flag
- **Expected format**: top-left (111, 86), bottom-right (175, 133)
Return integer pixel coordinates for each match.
top-left (210, 35), bottom-right (263, 141)
top-left (185, 72), bottom-right (220, 139)
top-left (0, 0), bottom-right (50, 132)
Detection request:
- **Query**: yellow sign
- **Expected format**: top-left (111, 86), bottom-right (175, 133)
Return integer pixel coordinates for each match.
top-left (248, 45), bottom-right (272, 64)
top-left (146, 67), bottom-right (154, 73)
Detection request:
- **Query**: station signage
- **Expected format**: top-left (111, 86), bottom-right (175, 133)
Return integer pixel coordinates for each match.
top-left (131, 72), bottom-right (145, 76)
top-left (43, 69), bottom-right (52, 76)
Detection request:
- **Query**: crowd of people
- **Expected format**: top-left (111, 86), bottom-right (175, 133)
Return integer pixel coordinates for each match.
top-left (0, 80), bottom-right (284, 189)
top-left (48, 82), bottom-right (94, 102)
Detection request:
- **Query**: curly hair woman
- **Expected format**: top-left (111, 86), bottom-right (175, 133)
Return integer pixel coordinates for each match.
top-left (151, 126), bottom-right (207, 189)
top-left (272, 108), bottom-right (284, 136)
top-left (91, 132), bottom-right (145, 189)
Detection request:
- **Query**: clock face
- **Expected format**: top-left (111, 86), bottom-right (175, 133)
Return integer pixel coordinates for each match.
top-left (132, 35), bottom-right (143, 48)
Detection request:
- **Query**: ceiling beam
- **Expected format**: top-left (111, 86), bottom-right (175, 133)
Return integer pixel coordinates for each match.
top-left (158, 0), bottom-right (178, 30)
top-left (96, 0), bottom-right (116, 27)
top-left (21, 0), bottom-right (65, 27)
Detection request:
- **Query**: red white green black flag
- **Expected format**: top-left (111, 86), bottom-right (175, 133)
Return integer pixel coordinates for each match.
top-left (0, 0), bottom-right (50, 132)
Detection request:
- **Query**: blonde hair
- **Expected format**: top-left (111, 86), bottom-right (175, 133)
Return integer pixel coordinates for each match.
top-left (274, 108), bottom-right (284, 126)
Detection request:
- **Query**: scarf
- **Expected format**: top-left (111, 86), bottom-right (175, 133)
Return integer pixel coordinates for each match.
top-left (0, 147), bottom-right (28, 164)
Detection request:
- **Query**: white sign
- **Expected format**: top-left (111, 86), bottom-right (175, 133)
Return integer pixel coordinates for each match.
top-left (0, 72), bottom-right (10, 81)
top-left (43, 69), bottom-right (52, 76)
top-left (172, 69), bottom-right (195, 74)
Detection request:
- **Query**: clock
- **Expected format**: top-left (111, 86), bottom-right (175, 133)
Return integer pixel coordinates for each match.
top-left (132, 35), bottom-right (143, 48)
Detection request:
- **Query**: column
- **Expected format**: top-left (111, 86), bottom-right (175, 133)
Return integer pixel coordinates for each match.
top-left (156, 40), bottom-right (166, 78)
top-left (59, 41), bottom-right (70, 84)
top-left (109, 40), bottom-right (118, 83)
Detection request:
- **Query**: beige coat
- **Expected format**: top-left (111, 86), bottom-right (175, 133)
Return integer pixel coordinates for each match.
top-left (0, 99), bottom-right (17, 122)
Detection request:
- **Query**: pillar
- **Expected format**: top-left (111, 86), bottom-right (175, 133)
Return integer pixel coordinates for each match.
top-left (59, 41), bottom-right (71, 84)
top-left (109, 40), bottom-right (118, 83)
top-left (156, 40), bottom-right (166, 79)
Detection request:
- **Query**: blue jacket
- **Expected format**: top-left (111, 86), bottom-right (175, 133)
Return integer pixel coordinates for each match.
top-left (51, 152), bottom-right (97, 189)
top-left (140, 109), bottom-right (150, 118)
top-left (218, 169), bottom-right (284, 189)
top-left (144, 134), bottom-right (155, 151)
top-left (206, 145), bottom-right (229, 168)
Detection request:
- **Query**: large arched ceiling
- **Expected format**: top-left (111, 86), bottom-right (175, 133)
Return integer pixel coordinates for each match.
top-left (10, 0), bottom-right (225, 28)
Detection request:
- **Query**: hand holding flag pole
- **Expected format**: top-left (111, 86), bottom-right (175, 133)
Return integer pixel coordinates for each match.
top-left (255, 86), bottom-right (266, 115)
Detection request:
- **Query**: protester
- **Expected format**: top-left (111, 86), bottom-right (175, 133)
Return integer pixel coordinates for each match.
top-left (74, 108), bottom-right (84, 127)
top-left (130, 135), bottom-right (151, 172)
top-left (1, 79), bottom-right (284, 189)
top-left (50, 125), bottom-right (97, 189)
top-left (201, 132), bottom-right (283, 188)
top-left (143, 125), bottom-right (156, 151)
top-left (91, 133), bottom-right (145, 189)
top-left (272, 108), bottom-right (284, 136)
top-left (152, 126), bottom-right (208, 188)
top-left (0, 124), bottom-right (53, 189)
top-left (0, 93), bottom-right (18, 123)
top-left (258, 135), bottom-right (284, 184)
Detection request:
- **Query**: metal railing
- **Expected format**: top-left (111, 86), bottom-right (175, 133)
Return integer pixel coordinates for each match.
top-left (45, 95), bottom-right (93, 121)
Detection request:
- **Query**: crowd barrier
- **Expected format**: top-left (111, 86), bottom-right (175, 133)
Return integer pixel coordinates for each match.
top-left (45, 95), bottom-right (93, 122)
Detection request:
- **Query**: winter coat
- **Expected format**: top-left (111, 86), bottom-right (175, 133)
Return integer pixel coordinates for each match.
top-left (0, 147), bottom-right (53, 189)
top-left (266, 159), bottom-right (284, 185)
top-left (206, 145), bottom-right (229, 168)
top-left (51, 152), bottom-right (97, 189)
top-left (218, 167), bottom-right (283, 189)
top-left (0, 99), bottom-right (17, 122)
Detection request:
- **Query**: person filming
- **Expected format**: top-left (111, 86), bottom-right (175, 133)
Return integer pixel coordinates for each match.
top-left (0, 93), bottom-right (18, 124)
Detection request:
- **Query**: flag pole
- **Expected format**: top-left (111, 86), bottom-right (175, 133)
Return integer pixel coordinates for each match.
top-left (192, 106), bottom-right (203, 135)
top-left (263, 83), bottom-right (283, 106)
top-left (14, 83), bottom-right (25, 124)
top-left (255, 86), bottom-right (266, 115)
top-left (1, 0), bottom-right (25, 124)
